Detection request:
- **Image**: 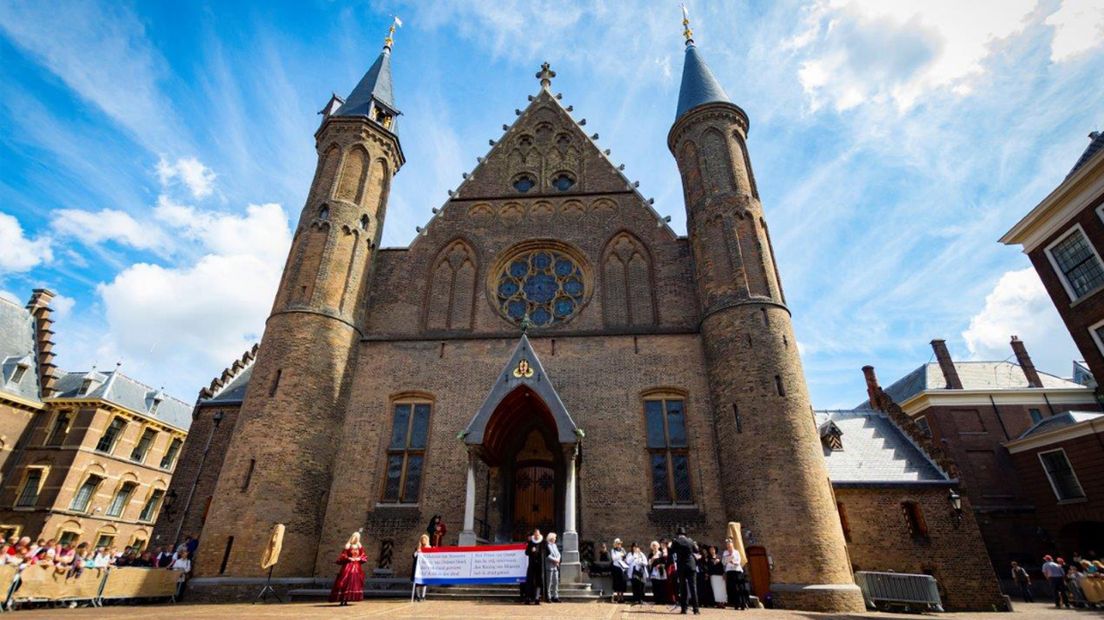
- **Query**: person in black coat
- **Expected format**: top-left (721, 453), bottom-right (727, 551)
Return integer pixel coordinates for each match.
top-left (670, 528), bottom-right (700, 615)
top-left (523, 529), bottom-right (544, 605)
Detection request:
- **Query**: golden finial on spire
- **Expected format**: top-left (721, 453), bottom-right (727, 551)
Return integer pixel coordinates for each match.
top-left (680, 4), bottom-right (694, 46)
top-left (384, 15), bottom-right (403, 50)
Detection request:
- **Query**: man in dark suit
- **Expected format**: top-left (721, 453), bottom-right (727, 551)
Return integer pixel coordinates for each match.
top-left (670, 527), bottom-right (700, 614)
top-left (523, 529), bottom-right (544, 605)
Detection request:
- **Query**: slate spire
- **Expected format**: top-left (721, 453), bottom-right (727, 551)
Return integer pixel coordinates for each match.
top-left (675, 7), bottom-right (732, 120)
top-left (334, 17), bottom-right (401, 129)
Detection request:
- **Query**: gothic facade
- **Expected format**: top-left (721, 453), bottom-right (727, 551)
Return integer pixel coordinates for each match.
top-left (170, 30), bottom-right (1004, 612)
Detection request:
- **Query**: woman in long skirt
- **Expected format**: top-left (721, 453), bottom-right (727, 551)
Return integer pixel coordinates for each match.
top-left (411, 533), bottom-right (430, 601)
top-left (330, 532), bottom-right (368, 606)
top-left (706, 545), bottom-right (726, 607)
top-left (610, 538), bottom-right (628, 603)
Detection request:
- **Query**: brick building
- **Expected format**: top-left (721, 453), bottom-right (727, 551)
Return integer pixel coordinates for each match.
top-left (1005, 411), bottom-right (1104, 557)
top-left (172, 20), bottom-right (1002, 611)
top-left (860, 337), bottom-right (1100, 585)
top-left (1001, 127), bottom-right (1104, 387)
top-left (0, 290), bottom-right (190, 548)
top-left (817, 410), bottom-right (1004, 611)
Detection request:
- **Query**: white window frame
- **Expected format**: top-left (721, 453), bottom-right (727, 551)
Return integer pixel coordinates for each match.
top-left (1044, 224), bottom-right (1104, 302)
top-left (1088, 317), bottom-right (1104, 358)
top-left (1038, 448), bottom-right (1086, 502)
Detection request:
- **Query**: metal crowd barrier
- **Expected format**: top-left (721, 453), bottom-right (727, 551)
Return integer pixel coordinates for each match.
top-left (0, 564), bottom-right (184, 610)
top-left (854, 570), bottom-right (943, 612)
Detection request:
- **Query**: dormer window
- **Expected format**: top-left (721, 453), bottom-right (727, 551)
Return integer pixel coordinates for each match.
top-left (552, 173), bottom-right (575, 192)
top-left (820, 421), bottom-right (844, 451)
top-left (11, 363), bottom-right (28, 384)
top-left (513, 175), bottom-right (536, 193)
top-left (150, 396), bottom-right (163, 415)
top-left (80, 378), bottom-right (95, 395)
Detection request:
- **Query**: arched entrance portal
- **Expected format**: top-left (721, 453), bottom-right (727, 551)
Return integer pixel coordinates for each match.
top-left (460, 334), bottom-right (582, 578)
top-left (484, 386), bottom-right (566, 541)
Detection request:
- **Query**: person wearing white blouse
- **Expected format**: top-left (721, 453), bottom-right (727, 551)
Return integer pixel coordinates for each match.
top-left (721, 539), bottom-right (748, 609)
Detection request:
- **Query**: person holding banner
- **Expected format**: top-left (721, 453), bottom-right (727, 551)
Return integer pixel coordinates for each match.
top-left (329, 532), bottom-right (367, 606)
top-left (411, 534), bottom-right (429, 602)
top-left (524, 529), bottom-right (544, 605)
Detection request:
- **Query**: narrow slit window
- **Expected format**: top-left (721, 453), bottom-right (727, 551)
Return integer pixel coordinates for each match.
top-left (242, 459), bottom-right (256, 492)
top-left (269, 369), bottom-right (282, 397)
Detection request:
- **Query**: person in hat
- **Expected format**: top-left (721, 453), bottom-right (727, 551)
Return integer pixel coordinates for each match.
top-left (671, 527), bottom-right (700, 614)
top-left (1042, 555), bottom-right (1070, 608)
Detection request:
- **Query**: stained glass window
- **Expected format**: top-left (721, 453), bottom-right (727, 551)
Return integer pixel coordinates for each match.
top-left (645, 396), bottom-right (693, 505)
top-left (496, 249), bottom-right (585, 327)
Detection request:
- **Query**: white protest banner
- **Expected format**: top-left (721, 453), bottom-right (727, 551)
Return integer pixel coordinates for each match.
top-left (414, 543), bottom-right (528, 585)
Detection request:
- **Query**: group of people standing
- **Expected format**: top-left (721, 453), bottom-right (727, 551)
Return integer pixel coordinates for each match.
top-left (1033, 552), bottom-right (1104, 609)
top-left (521, 529), bottom-right (562, 604)
top-left (601, 528), bottom-right (750, 613)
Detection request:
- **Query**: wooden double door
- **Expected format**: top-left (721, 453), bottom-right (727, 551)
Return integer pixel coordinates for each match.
top-left (512, 463), bottom-right (555, 540)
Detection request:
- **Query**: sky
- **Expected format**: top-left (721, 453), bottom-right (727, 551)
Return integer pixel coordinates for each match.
top-left (0, 0), bottom-right (1102, 408)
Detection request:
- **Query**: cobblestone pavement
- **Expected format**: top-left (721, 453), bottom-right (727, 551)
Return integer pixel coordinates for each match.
top-left (9, 600), bottom-right (1093, 619)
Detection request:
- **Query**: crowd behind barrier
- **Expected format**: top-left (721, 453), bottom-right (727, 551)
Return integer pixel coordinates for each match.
top-left (0, 532), bottom-right (197, 610)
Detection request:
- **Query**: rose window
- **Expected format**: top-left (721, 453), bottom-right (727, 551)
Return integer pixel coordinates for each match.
top-left (494, 248), bottom-right (586, 327)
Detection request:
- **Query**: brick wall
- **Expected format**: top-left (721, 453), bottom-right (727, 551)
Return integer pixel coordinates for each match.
top-left (1009, 429), bottom-right (1104, 554)
top-left (1026, 187), bottom-right (1104, 382)
top-left (836, 486), bottom-right (1006, 611)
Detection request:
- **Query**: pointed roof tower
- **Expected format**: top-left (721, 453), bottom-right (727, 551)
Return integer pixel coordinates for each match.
top-left (675, 6), bottom-right (732, 120)
top-left (334, 17), bottom-right (401, 128)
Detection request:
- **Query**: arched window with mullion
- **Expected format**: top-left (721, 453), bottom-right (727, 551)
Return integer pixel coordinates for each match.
top-left (645, 395), bottom-right (693, 505)
top-left (382, 400), bottom-right (431, 504)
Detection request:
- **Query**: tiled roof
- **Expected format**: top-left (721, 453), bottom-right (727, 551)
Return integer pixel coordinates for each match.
top-left (816, 410), bottom-right (949, 485)
top-left (54, 369), bottom-right (192, 431)
top-left (204, 364), bottom-right (253, 405)
top-left (1017, 410), bottom-right (1104, 440)
top-left (860, 361), bottom-right (1085, 408)
top-left (335, 47), bottom-right (397, 121)
top-left (675, 43), bottom-right (732, 120)
top-left (0, 297), bottom-right (41, 403)
top-left (1067, 130), bottom-right (1103, 179)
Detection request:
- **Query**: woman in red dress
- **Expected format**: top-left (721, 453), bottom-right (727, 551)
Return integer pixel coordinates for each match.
top-left (329, 532), bottom-right (367, 606)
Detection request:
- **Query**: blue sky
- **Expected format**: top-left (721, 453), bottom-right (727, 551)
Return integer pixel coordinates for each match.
top-left (1, 0), bottom-right (1102, 407)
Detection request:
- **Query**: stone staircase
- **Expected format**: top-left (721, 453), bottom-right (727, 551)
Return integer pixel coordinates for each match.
top-left (426, 581), bottom-right (601, 602)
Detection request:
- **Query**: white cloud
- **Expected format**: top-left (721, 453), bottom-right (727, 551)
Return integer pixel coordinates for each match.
top-left (790, 0), bottom-right (1036, 111)
top-left (1045, 0), bottom-right (1104, 62)
top-left (94, 202), bottom-right (292, 391)
top-left (0, 1), bottom-right (187, 155)
top-left (156, 156), bottom-right (216, 199)
top-left (51, 294), bottom-right (76, 319)
top-left (962, 268), bottom-right (1079, 376)
top-left (0, 212), bottom-right (52, 273)
top-left (51, 208), bottom-right (168, 251)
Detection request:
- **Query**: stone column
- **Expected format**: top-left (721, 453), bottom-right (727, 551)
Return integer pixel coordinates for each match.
top-left (459, 451), bottom-right (478, 546)
top-left (560, 444), bottom-right (581, 582)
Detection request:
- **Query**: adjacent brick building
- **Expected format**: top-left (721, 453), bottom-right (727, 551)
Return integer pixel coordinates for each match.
top-left (173, 21), bottom-right (1001, 611)
top-left (1001, 127), bottom-right (1104, 387)
top-left (0, 291), bottom-right (191, 548)
top-left (817, 410), bottom-right (1005, 611)
top-left (860, 337), bottom-right (1100, 591)
top-left (1005, 411), bottom-right (1104, 557)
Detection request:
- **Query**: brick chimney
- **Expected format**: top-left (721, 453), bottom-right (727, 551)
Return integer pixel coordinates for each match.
top-left (862, 365), bottom-right (883, 410)
top-left (1010, 335), bottom-right (1043, 388)
top-left (24, 289), bottom-right (59, 398)
top-left (930, 339), bottom-right (963, 389)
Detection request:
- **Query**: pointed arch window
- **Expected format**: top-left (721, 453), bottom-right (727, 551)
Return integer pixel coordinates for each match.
top-left (318, 206), bottom-right (330, 222)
